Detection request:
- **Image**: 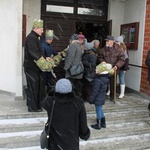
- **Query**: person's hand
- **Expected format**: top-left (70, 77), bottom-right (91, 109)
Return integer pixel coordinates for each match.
top-left (95, 68), bottom-right (100, 74)
top-left (113, 66), bottom-right (117, 70)
top-left (46, 57), bottom-right (52, 61)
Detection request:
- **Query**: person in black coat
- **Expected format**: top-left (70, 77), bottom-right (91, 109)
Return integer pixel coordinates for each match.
top-left (43, 78), bottom-right (90, 150)
top-left (89, 63), bottom-right (110, 130)
top-left (23, 19), bottom-right (46, 112)
top-left (82, 42), bottom-right (97, 101)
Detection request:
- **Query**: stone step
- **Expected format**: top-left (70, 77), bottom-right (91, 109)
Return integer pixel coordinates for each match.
top-left (1, 131), bottom-right (150, 149)
top-left (0, 102), bottom-right (148, 120)
top-left (0, 108), bottom-right (149, 133)
top-left (0, 116), bottom-right (149, 149)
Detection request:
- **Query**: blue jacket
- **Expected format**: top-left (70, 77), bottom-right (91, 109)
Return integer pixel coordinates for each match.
top-left (41, 40), bottom-right (58, 57)
top-left (89, 74), bottom-right (109, 106)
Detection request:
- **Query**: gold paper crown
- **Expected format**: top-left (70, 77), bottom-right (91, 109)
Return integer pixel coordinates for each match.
top-left (45, 30), bottom-right (54, 39)
top-left (33, 19), bottom-right (43, 28)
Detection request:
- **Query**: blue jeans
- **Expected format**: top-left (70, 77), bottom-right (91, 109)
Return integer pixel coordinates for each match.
top-left (95, 105), bottom-right (104, 120)
top-left (119, 70), bottom-right (125, 85)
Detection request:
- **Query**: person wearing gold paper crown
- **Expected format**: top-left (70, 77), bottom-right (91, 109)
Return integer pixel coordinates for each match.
top-left (89, 62), bottom-right (112, 130)
top-left (24, 19), bottom-right (47, 112)
top-left (41, 29), bottom-right (60, 93)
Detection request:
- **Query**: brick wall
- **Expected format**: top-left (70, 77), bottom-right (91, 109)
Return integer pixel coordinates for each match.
top-left (140, 0), bottom-right (150, 95)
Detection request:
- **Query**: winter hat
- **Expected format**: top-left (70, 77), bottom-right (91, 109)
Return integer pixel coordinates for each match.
top-left (105, 35), bottom-right (114, 41)
top-left (45, 30), bottom-right (54, 40)
top-left (84, 42), bottom-right (94, 50)
top-left (32, 19), bottom-right (43, 28)
top-left (78, 34), bottom-right (85, 39)
top-left (55, 78), bottom-right (72, 94)
top-left (116, 35), bottom-right (124, 43)
top-left (70, 33), bottom-right (78, 40)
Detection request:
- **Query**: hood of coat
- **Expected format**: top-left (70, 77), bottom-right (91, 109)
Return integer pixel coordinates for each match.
top-left (54, 92), bottom-right (76, 103)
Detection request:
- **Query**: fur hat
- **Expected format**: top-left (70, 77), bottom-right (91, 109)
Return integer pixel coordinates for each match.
top-left (55, 78), bottom-right (72, 94)
top-left (116, 35), bottom-right (124, 43)
top-left (45, 30), bottom-right (54, 40)
top-left (32, 19), bottom-right (43, 28)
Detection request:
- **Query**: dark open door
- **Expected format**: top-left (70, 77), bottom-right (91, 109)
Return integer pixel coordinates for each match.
top-left (42, 18), bottom-right (75, 51)
top-left (98, 19), bottom-right (112, 47)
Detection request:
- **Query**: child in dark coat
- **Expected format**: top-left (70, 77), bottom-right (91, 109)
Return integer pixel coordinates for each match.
top-left (89, 63), bottom-right (112, 130)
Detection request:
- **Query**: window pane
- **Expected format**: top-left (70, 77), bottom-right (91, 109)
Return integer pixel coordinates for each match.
top-left (46, 5), bottom-right (74, 13)
top-left (78, 8), bottom-right (103, 16)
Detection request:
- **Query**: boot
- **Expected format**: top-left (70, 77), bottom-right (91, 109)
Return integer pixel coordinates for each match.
top-left (118, 84), bottom-right (125, 99)
top-left (101, 117), bottom-right (106, 128)
top-left (91, 119), bottom-right (101, 130)
top-left (106, 84), bottom-right (110, 96)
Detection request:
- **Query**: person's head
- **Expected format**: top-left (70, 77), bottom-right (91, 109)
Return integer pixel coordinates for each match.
top-left (55, 78), bottom-right (72, 94)
top-left (115, 35), bottom-right (124, 45)
top-left (115, 35), bottom-right (126, 51)
top-left (105, 35), bottom-right (114, 47)
top-left (94, 40), bottom-right (100, 49)
top-left (32, 19), bottom-right (44, 36)
top-left (77, 34), bottom-right (85, 45)
top-left (83, 42), bottom-right (94, 51)
top-left (45, 29), bottom-right (54, 44)
top-left (69, 33), bottom-right (78, 44)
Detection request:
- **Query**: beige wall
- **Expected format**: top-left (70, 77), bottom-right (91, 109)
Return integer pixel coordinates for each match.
top-left (0, 0), bottom-right (23, 97)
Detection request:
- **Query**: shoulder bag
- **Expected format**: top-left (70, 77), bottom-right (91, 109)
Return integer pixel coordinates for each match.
top-left (40, 100), bottom-right (55, 149)
top-left (69, 62), bottom-right (84, 77)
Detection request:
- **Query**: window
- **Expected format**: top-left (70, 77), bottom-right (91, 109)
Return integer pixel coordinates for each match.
top-left (78, 7), bottom-right (103, 16)
top-left (46, 5), bottom-right (74, 13)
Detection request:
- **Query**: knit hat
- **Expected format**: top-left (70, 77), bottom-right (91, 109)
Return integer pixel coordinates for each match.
top-left (55, 78), bottom-right (72, 94)
top-left (45, 29), bottom-right (54, 40)
top-left (116, 35), bottom-right (124, 43)
top-left (84, 42), bottom-right (94, 50)
top-left (78, 34), bottom-right (85, 39)
top-left (32, 19), bottom-right (43, 28)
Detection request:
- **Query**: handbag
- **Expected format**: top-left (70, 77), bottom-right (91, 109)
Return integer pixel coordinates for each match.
top-left (40, 100), bottom-right (55, 149)
top-left (69, 62), bottom-right (84, 77)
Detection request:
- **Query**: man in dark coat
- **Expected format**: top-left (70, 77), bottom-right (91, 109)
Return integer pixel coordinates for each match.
top-left (43, 78), bottom-right (90, 150)
top-left (24, 19), bottom-right (46, 112)
top-left (97, 35), bottom-right (125, 101)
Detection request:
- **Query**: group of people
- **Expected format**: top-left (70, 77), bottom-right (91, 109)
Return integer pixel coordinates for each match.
top-left (23, 19), bottom-right (129, 149)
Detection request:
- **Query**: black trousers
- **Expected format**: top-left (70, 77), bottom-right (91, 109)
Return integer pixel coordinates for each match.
top-left (24, 68), bottom-right (45, 111)
top-left (68, 78), bottom-right (82, 97)
top-left (109, 75), bottom-right (116, 100)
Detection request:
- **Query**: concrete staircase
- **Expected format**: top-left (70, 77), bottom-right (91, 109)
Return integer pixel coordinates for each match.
top-left (0, 94), bottom-right (150, 150)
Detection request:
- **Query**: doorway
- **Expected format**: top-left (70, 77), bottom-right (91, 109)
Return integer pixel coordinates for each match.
top-left (75, 20), bottom-right (112, 47)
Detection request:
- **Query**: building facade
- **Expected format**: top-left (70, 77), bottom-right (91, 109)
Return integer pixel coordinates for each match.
top-left (0, 0), bottom-right (149, 99)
